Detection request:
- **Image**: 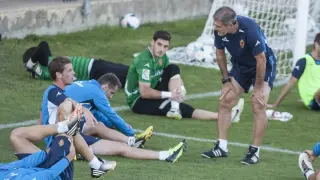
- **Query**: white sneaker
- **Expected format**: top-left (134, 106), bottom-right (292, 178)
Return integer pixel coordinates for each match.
top-left (299, 153), bottom-right (314, 179)
top-left (266, 110), bottom-right (293, 122)
top-left (231, 98), bottom-right (244, 123)
top-left (166, 108), bottom-right (182, 120)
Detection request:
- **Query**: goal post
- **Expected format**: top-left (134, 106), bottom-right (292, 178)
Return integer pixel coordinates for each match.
top-left (293, 0), bottom-right (309, 67)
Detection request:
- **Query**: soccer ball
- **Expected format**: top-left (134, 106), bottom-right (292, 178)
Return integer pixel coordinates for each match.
top-left (186, 41), bottom-right (204, 59)
top-left (120, 13), bottom-right (140, 29)
top-left (186, 41), bottom-right (214, 63)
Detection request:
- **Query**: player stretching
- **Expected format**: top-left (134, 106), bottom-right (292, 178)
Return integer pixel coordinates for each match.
top-left (6, 110), bottom-right (81, 179)
top-left (202, 6), bottom-right (277, 165)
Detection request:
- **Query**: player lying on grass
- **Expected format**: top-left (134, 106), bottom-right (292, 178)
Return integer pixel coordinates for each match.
top-left (298, 142), bottom-right (320, 180)
top-left (7, 113), bottom-right (108, 180)
top-left (125, 30), bottom-right (245, 121)
top-left (268, 33), bottom-right (320, 111)
top-left (23, 41), bottom-right (129, 86)
top-left (38, 56), bottom-right (187, 163)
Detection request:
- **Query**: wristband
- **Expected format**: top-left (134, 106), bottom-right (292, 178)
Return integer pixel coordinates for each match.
top-left (161, 91), bottom-right (172, 99)
top-left (222, 77), bottom-right (231, 84)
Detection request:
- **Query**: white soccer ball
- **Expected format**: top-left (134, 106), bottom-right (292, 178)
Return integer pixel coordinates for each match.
top-left (186, 41), bottom-right (204, 60)
top-left (120, 13), bottom-right (140, 29)
top-left (186, 42), bottom-right (214, 63)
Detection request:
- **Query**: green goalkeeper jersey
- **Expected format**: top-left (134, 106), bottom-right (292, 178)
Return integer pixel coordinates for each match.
top-left (125, 48), bottom-right (170, 108)
top-left (32, 56), bottom-right (93, 80)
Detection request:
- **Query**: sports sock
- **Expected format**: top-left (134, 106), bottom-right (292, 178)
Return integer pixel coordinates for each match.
top-left (171, 101), bottom-right (179, 110)
top-left (218, 139), bottom-right (228, 152)
top-left (56, 123), bottom-right (68, 134)
top-left (25, 59), bottom-right (36, 69)
top-left (158, 151), bottom-right (170, 160)
top-left (89, 156), bottom-right (103, 169)
top-left (127, 137), bottom-right (136, 146)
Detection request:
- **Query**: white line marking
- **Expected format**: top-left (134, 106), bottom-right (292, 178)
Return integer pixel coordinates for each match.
top-left (134, 129), bottom-right (301, 155)
top-left (0, 79), bottom-right (297, 155)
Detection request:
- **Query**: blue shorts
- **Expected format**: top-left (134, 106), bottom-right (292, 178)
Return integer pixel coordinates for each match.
top-left (79, 120), bottom-right (102, 146)
top-left (81, 133), bottom-right (101, 146)
top-left (15, 136), bottom-right (73, 180)
top-left (309, 98), bottom-right (320, 111)
top-left (230, 58), bottom-right (276, 93)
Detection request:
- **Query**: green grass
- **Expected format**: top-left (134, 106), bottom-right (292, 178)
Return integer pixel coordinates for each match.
top-left (0, 18), bottom-right (319, 180)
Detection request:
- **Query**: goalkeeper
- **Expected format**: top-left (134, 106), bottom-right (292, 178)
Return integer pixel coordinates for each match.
top-left (23, 41), bottom-right (129, 87)
top-left (268, 33), bottom-right (320, 111)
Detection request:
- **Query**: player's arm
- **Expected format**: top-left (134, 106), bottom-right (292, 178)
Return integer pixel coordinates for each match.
top-left (7, 150), bottom-right (47, 168)
top-left (94, 92), bottom-right (134, 136)
top-left (254, 52), bottom-right (266, 88)
top-left (216, 49), bottom-right (229, 78)
top-left (139, 82), bottom-right (163, 99)
top-left (23, 158), bottom-right (70, 180)
top-left (136, 61), bottom-right (171, 99)
top-left (268, 58), bottom-right (306, 107)
top-left (214, 31), bottom-right (228, 79)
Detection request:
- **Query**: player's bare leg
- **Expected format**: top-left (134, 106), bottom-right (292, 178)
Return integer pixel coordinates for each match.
top-left (192, 109), bottom-right (218, 120)
top-left (218, 78), bottom-right (243, 140)
top-left (56, 101), bottom-right (116, 177)
top-left (252, 82), bottom-right (270, 147)
top-left (241, 82), bottom-right (270, 165)
top-left (90, 139), bottom-right (187, 163)
top-left (83, 122), bottom-right (129, 144)
top-left (11, 125), bottom-right (62, 154)
top-left (10, 112), bottom-right (80, 154)
top-left (191, 98), bottom-right (244, 121)
top-left (201, 77), bottom-right (243, 159)
top-left (166, 64), bottom-right (186, 120)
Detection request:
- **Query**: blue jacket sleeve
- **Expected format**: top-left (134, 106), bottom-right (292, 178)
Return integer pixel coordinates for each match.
top-left (22, 158), bottom-right (70, 180)
top-left (93, 90), bottom-right (134, 136)
top-left (7, 150), bottom-right (47, 168)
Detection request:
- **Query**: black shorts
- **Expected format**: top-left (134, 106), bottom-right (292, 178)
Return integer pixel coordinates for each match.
top-left (132, 64), bottom-right (194, 118)
top-left (309, 98), bottom-right (320, 111)
top-left (90, 59), bottom-right (129, 87)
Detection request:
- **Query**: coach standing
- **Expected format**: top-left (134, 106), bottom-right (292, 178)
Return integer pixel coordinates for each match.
top-left (201, 6), bottom-right (277, 165)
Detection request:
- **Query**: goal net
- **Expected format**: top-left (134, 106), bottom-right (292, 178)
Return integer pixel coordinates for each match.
top-left (166, 0), bottom-right (320, 79)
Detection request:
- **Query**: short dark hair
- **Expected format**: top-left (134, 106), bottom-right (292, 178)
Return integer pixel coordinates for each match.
top-left (153, 30), bottom-right (171, 42)
top-left (22, 47), bottom-right (37, 64)
top-left (97, 73), bottom-right (122, 89)
top-left (213, 6), bottom-right (237, 25)
top-left (48, 56), bottom-right (71, 80)
top-left (314, 32), bottom-right (320, 49)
